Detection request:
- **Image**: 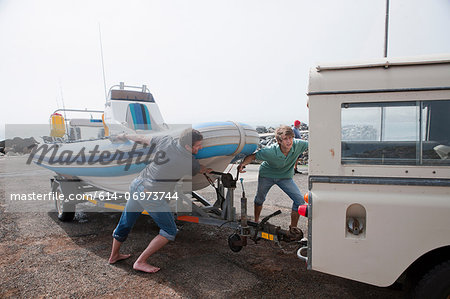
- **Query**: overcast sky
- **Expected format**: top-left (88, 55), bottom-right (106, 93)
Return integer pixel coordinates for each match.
top-left (1, 0), bottom-right (449, 140)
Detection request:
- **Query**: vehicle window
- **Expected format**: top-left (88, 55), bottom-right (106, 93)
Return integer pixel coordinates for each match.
top-left (341, 100), bottom-right (450, 166)
top-left (422, 100), bottom-right (450, 165)
top-left (341, 106), bottom-right (381, 141)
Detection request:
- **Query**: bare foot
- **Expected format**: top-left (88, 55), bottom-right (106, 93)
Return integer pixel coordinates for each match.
top-left (133, 261), bottom-right (160, 273)
top-left (109, 253), bottom-right (131, 264)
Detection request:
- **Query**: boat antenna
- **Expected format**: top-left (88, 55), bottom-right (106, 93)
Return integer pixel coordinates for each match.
top-left (98, 23), bottom-right (108, 102)
top-left (55, 95), bottom-right (60, 110)
top-left (59, 81), bottom-right (68, 135)
top-left (383, 0), bottom-right (390, 58)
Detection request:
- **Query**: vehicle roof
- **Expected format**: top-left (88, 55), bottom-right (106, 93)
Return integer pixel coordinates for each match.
top-left (308, 54), bottom-right (450, 94)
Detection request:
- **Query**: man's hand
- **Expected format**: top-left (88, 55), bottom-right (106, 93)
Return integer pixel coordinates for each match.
top-left (237, 163), bottom-right (247, 173)
top-left (199, 165), bottom-right (213, 174)
top-left (238, 154), bottom-right (255, 173)
top-left (109, 133), bottom-right (128, 143)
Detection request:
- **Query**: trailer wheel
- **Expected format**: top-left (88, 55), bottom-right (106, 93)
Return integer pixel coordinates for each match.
top-left (228, 233), bottom-right (243, 252)
top-left (52, 181), bottom-right (75, 222)
top-left (413, 259), bottom-right (450, 299)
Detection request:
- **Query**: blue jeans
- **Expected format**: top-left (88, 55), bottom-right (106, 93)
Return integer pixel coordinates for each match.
top-left (254, 176), bottom-right (304, 211)
top-left (112, 178), bottom-right (177, 242)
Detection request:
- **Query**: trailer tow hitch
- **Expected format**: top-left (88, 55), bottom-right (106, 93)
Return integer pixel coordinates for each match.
top-left (227, 177), bottom-right (304, 252)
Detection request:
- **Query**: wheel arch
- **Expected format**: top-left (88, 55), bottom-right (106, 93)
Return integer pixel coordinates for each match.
top-left (401, 245), bottom-right (450, 286)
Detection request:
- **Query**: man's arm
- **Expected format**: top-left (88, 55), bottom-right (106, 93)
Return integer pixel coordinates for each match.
top-left (113, 133), bottom-right (152, 145)
top-left (237, 154), bottom-right (256, 173)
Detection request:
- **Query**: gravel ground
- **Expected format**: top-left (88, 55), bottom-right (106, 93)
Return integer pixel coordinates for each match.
top-left (0, 156), bottom-right (405, 298)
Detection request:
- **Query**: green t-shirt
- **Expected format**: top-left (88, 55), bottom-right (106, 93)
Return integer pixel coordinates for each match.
top-left (255, 139), bottom-right (308, 179)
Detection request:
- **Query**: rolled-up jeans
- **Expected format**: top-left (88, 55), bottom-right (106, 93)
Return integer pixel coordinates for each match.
top-left (254, 176), bottom-right (304, 211)
top-left (112, 178), bottom-right (177, 242)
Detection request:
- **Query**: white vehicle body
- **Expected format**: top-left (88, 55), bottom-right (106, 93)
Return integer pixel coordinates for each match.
top-left (305, 54), bottom-right (450, 289)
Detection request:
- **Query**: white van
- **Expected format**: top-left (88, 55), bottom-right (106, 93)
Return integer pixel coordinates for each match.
top-left (299, 54), bottom-right (450, 298)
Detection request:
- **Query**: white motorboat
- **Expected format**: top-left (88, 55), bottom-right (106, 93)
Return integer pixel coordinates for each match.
top-left (33, 83), bottom-right (259, 193)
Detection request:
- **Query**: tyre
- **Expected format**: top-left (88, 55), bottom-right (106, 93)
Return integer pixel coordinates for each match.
top-left (228, 233), bottom-right (243, 252)
top-left (413, 259), bottom-right (450, 299)
top-left (52, 181), bottom-right (76, 222)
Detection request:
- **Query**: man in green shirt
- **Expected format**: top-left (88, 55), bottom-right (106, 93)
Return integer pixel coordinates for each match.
top-left (238, 125), bottom-right (308, 238)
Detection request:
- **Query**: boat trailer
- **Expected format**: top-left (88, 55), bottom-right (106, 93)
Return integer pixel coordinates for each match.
top-left (51, 170), bottom-right (304, 253)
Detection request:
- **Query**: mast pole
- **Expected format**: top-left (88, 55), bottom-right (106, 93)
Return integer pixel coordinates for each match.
top-left (384, 0), bottom-right (390, 58)
top-left (99, 24), bottom-right (108, 101)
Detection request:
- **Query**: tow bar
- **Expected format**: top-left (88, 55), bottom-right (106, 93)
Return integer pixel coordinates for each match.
top-left (208, 172), bottom-right (304, 253)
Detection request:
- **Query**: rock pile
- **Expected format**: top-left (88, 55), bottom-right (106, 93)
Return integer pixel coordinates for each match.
top-left (2, 137), bottom-right (39, 155)
top-left (342, 125), bottom-right (377, 141)
top-left (256, 126), bottom-right (267, 134)
top-left (297, 149), bottom-right (309, 165)
top-left (255, 126), bottom-right (276, 134)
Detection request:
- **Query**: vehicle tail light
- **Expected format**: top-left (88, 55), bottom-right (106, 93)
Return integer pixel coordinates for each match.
top-left (303, 192), bottom-right (309, 203)
top-left (298, 205), bottom-right (308, 217)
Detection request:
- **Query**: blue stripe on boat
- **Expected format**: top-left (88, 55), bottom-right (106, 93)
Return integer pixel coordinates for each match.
top-left (129, 103), bottom-right (152, 130)
top-left (195, 143), bottom-right (257, 159)
top-left (242, 143), bottom-right (258, 154)
top-left (195, 144), bottom-right (238, 159)
top-left (37, 144), bottom-right (258, 176)
top-left (133, 104), bottom-right (143, 129)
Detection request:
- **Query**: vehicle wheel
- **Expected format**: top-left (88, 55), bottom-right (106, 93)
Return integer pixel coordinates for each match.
top-left (413, 259), bottom-right (450, 299)
top-left (52, 181), bottom-right (75, 222)
top-left (228, 233), bottom-right (243, 252)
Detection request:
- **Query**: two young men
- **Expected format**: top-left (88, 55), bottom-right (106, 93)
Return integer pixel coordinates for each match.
top-left (109, 125), bottom-right (308, 272)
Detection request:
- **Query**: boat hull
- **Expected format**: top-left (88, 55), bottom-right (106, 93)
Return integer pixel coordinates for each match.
top-left (34, 122), bottom-right (259, 193)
